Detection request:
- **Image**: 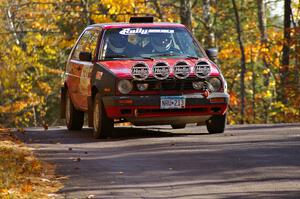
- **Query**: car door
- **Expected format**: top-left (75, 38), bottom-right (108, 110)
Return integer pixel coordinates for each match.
top-left (67, 28), bottom-right (101, 111)
top-left (78, 29), bottom-right (101, 110)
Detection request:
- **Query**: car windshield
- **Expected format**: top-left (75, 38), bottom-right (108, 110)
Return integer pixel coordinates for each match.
top-left (99, 27), bottom-right (204, 60)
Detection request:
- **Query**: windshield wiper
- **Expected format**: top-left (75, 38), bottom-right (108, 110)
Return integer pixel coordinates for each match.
top-left (184, 55), bottom-right (199, 59)
top-left (151, 53), bottom-right (182, 57)
top-left (138, 56), bottom-right (154, 60)
top-left (105, 54), bottom-right (129, 59)
top-left (104, 55), bottom-right (155, 61)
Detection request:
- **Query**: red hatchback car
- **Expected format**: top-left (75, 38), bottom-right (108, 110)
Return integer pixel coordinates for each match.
top-left (61, 17), bottom-right (229, 138)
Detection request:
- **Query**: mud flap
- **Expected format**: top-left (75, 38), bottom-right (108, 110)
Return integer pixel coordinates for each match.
top-left (88, 96), bottom-right (94, 127)
top-left (60, 87), bottom-right (66, 118)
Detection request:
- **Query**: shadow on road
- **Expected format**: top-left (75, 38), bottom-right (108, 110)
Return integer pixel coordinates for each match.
top-left (13, 125), bottom-right (300, 199)
top-left (15, 125), bottom-right (207, 145)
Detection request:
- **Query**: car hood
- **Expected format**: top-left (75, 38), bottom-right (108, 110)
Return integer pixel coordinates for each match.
top-left (96, 58), bottom-right (220, 78)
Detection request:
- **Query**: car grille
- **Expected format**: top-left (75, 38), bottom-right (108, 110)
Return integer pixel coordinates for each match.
top-left (133, 78), bottom-right (200, 91)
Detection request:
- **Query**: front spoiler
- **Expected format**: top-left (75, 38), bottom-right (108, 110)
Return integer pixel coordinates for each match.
top-left (102, 92), bottom-right (229, 125)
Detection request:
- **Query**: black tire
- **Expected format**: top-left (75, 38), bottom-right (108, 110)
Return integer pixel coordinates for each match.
top-left (93, 93), bottom-right (114, 139)
top-left (65, 91), bottom-right (84, 131)
top-left (171, 124), bottom-right (186, 129)
top-left (206, 114), bottom-right (227, 134)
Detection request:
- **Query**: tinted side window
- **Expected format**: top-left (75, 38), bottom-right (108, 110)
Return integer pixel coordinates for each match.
top-left (72, 29), bottom-right (99, 61)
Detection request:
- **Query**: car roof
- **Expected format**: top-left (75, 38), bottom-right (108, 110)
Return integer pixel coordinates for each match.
top-left (88, 22), bottom-right (186, 30)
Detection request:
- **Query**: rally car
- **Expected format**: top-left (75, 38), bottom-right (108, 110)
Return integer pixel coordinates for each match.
top-left (61, 17), bottom-right (229, 138)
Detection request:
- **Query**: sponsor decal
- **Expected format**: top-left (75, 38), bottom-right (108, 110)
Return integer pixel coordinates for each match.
top-left (95, 71), bottom-right (103, 80)
top-left (153, 62), bottom-right (170, 80)
top-left (131, 62), bottom-right (149, 80)
top-left (174, 61), bottom-right (190, 79)
top-left (195, 61), bottom-right (211, 78)
top-left (119, 28), bottom-right (174, 35)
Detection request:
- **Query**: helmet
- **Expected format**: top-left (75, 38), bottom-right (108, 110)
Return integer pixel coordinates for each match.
top-left (108, 33), bottom-right (128, 54)
top-left (151, 33), bottom-right (172, 53)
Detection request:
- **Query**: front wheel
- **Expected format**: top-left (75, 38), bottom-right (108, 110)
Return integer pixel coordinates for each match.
top-left (93, 93), bottom-right (113, 139)
top-left (65, 91), bottom-right (84, 131)
top-left (206, 114), bottom-right (227, 134)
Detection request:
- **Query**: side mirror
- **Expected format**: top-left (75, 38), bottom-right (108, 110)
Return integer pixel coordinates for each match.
top-left (79, 52), bottom-right (92, 62)
top-left (205, 48), bottom-right (218, 60)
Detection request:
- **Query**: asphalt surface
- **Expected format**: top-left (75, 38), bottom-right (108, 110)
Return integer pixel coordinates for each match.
top-left (16, 123), bottom-right (300, 199)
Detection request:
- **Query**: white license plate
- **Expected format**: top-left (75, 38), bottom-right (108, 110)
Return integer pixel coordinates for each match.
top-left (160, 96), bottom-right (186, 109)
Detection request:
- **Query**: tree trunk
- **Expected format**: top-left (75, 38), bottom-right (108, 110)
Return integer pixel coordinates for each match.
top-left (232, 0), bottom-right (246, 124)
top-left (180, 0), bottom-right (192, 31)
top-left (6, 0), bottom-right (26, 50)
top-left (257, 0), bottom-right (270, 123)
top-left (202, 0), bottom-right (215, 47)
top-left (251, 47), bottom-right (256, 123)
top-left (296, 21), bottom-right (300, 91)
top-left (280, 0), bottom-right (292, 104)
top-left (150, 0), bottom-right (164, 21)
top-left (81, 0), bottom-right (93, 25)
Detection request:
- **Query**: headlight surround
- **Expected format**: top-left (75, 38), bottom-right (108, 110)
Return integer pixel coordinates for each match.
top-left (192, 81), bottom-right (205, 90)
top-left (117, 79), bottom-right (133, 94)
top-left (136, 83), bottom-right (149, 91)
top-left (208, 77), bottom-right (222, 91)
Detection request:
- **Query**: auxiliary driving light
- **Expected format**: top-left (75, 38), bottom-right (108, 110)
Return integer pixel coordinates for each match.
top-left (117, 79), bottom-right (133, 94)
top-left (192, 81), bottom-right (205, 90)
top-left (136, 83), bottom-right (149, 91)
top-left (208, 77), bottom-right (222, 91)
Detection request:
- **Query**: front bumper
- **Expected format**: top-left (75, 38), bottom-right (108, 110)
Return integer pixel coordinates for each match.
top-left (102, 92), bottom-right (229, 124)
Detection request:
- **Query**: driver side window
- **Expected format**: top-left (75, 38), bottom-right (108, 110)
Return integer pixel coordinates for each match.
top-left (72, 29), bottom-right (99, 61)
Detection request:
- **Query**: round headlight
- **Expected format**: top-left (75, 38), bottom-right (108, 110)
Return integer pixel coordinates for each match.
top-left (209, 77), bottom-right (222, 91)
top-left (192, 81), bottom-right (205, 90)
top-left (118, 79), bottom-right (133, 94)
top-left (136, 83), bottom-right (149, 91)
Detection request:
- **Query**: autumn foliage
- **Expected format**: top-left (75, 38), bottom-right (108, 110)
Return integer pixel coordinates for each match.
top-left (0, 129), bottom-right (62, 198)
top-left (0, 0), bottom-right (299, 127)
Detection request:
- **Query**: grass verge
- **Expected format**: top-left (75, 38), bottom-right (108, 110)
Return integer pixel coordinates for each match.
top-left (0, 128), bottom-right (62, 198)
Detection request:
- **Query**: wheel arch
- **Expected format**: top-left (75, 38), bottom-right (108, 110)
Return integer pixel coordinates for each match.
top-left (88, 85), bottom-right (100, 127)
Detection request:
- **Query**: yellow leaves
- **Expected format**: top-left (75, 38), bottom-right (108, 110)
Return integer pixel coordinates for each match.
top-left (37, 81), bottom-right (52, 95)
top-left (264, 90), bottom-right (272, 99)
top-left (21, 182), bottom-right (33, 193)
top-left (229, 92), bottom-right (238, 106)
top-left (0, 188), bottom-right (9, 194)
top-left (261, 47), bottom-right (269, 53)
top-left (0, 101), bottom-right (27, 113)
top-left (0, 96), bottom-right (43, 114)
top-left (44, 67), bottom-right (64, 75)
top-left (262, 68), bottom-right (270, 75)
top-left (245, 71), bottom-right (253, 81)
top-left (0, 130), bottom-right (62, 198)
top-left (269, 80), bottom-right (276, 88)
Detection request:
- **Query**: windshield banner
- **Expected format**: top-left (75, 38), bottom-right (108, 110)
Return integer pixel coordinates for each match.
top-left (119, 28), bottom-right (174, 35)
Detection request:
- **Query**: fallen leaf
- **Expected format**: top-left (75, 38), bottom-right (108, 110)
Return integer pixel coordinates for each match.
top-left (48, 193), bottom-right (58, 198)
top-left (41, 178), bottom-right (51, 182)
top-left (43, 123), bottom-right (49, 130)
top-left (73, 157), bottom-right (81, 162)
top-left (21, 182), bottom-right (33, 193)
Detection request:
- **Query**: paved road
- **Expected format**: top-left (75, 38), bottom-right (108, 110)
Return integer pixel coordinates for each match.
top-left (17, 124), bottom-right (300, 199)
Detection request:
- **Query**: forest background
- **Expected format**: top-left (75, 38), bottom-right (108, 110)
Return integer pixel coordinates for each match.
top-left (0, 0), bottom-right (299, 128)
